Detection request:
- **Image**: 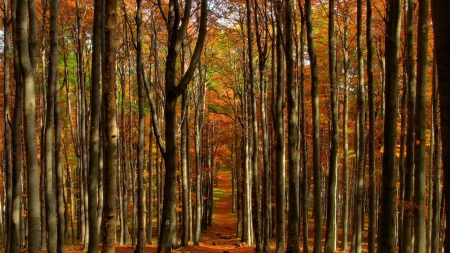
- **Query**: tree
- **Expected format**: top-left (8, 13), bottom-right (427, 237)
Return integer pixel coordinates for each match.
top-left (378, 0), bottom-right (402, 251)
top-left (245, 0), bottom-right (261, 249)
top-left (431, 1), bottom-right (450, 251)
top-left (325, 0), bottom-right (338, 250)
top-left (16, 0), bottom-right (42, 250)
top-left (44, 0), bottom-right (59, 249)
top-left (366, 0), bottom-right (376, 251)
top-left (155, 0), bottom-right (207, 250)
top-left (401, 0), bottom-right (415, 250)
top-left (135, 0), bottom-right (146, 249)
top-left (274, 0), bottom-right (285, 251)
top-left (305, 0), bottom-right (321, 251)
top-left (87, 0), bottom-right (103, 250)
top-left (102, 0), bottom-right (119, 250)
top-left (413, 0), bottom-right (429, 251)
top-left (285, 0), bottom-right (300, 251)
top-left (355, 0), bottom-right (366, 251)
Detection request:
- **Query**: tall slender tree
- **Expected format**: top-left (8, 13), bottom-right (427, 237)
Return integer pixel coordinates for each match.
top-left (135, 0), bottom-right (146, 250)
top-left (245, 0), bottom-right (261, 249)
top-left (305, 0), bottom-right (321, 251)
top-left (378, 0), bottom-right (402, 251)
top-left (44, 0), bottom-right (59, 249)
top-left (102, 0), bottom-right (119, 249)
top-left (325, 0), bottom-right (338, 250)
top-left (414, 0), bottom-right (429, 251)
top-left (366, 0), bottom-right (376, 251)
top-left (156, 0), bottom-right (208, 250)
top-left (87, 0), bottom-right (103, 250)
top-left (285, 0), bottom-right (300, 251)
top-left (16, 0), bottom-right (42, 250)
top-left (275, 0), bottom-right (285, 251)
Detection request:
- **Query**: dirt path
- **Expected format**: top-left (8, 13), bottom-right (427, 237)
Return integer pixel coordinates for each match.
top-left (173, 167), bottom-right (255, 252)
top-left (62, 167), bottom-right (255, 253)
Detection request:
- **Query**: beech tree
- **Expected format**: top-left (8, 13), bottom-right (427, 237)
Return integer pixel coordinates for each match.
top-left (378, 0), bottom-right (402, 251)
top-left (430, 0), bottom-right (449, 251)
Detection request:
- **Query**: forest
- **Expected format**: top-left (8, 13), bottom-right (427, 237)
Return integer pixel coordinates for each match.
top-left (0, 0), bottom-right (449, 251)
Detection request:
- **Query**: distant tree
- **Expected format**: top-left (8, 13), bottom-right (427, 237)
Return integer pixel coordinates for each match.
top-left (274, 0), bottom-right (285, 251)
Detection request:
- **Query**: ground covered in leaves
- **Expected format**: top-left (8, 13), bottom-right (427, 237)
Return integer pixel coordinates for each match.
top-left (47, 166), bottom-right (360, 252)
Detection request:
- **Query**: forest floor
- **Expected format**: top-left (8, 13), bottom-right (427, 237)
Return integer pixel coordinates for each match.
top-left (56, 166), bottom-right (363, 252)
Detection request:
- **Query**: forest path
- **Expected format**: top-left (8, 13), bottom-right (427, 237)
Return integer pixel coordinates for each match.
top-left (175, 166), bottom-right (255, 252)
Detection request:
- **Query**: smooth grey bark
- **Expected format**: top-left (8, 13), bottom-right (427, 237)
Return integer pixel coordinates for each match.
top-left (102, 0), bottom-right (118, 250)
top-left (54, 42), bottom-right (65, 253)
top-left (245, 0), bottom-right (260, 249)
top-left (2, 2), bottom-right (12, 250)
top-left (51, 0), bottom-right (64, 249)
top-left (297, 5), bottom-right (309, 252)
top-left (413, 0), bottom-right (429, 251)
top-left (180, 88), bottom-right (189, 247)
top-left (253, 1), bottom-right (270, 250)
top-left (275, 1), bottom-right (285, 251)
top-left (366, 0), bottom-right (376, 251)
top-left (135, 0), bottom-right (146, 250)
top-left (325, 0), bottom-right (338, 251)
top-left (147, 122), bottom-right (153, 244)
top-left (305, 0), bottom-right (321, 251)
top-left (11, 4), bottom-right (23, 251)
top-left (16, 0), bottom-right (42, 250)
top-left (285, 0), bottom-right (299, 251)
top-left (87, 0), bottom-right (102, 250)
top-left (430, 55), bottom-right (440, 253)
top-left (377, 0), bottom-right (402, 251)
top-left (355, 0), bottom-right (365, 251)
top-left (44, 0), bottom-right (59, 249)
top-left (194, 64), bottom-right (205, 246)
top-left (340, 2), bottom-right (349, 250)
top-left (401, 0), bottom-right (415, 250)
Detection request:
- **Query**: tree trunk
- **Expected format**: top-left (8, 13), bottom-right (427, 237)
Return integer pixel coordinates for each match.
top-left (275, 1), bottom-right (285, 251)
top-left (285, 0), bottom-right (299, 251)
top-left (16, 0), bottom-right (42, 249)
top-left (87, 0), bottom-right (102, 250)
top-left (2, 2), bottom-right (12, 249)
top-left (194, 64), bottom-right (206, 245)
top-left (102, 0), bottom-right (118, 250)
top-left (245, 0), bottom-right (260, 249)
top-left (157, 0), bottom-right (207, 250)
top-left (378, 0), bottom-right (401, 251)
top-left (366, 0), bottom-right (376, 251)
top-left (401, 0), bottom-right (415, 251)
top-left (430, 54), bottom-right (441, 253)
top-left (325, 0), bottom-right (338, 251)
top-left (44, 0), bottom-right (59, 249)
top-left (355, 0), bottom-right (365, 251)
top-left (340, 3), bottom-right (349, 250)
top-left (135, 0), bottom-right (146, 250)
top-left (305, 0), bottom-right (321, 251)
top-left (413, 0), bottom-right (429, 251)
top-left (10, 0), bottom-right (23, 250)
top-left (180, 88), bottom-right (189, 247)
